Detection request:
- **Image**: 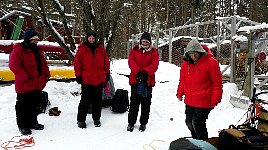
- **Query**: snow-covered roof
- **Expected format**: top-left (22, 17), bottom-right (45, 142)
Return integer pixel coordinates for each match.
top-left (237, 23), bottom-right (268, 34)
top-left (232, 35), bottom-right (248, 42)
top-left (0, 40), bottom-right (66, 54)
top-left (158, 36), bottom-right (194, 47)
top-left (0, 10), bottom-right (17, 21)
top-left (0, 40), bottom-right (61, 47)
top-left (0, 10), bottom-right (31, 21)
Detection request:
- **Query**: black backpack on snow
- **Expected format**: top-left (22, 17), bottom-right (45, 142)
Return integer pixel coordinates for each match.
top-left (37, 91), bottom-right (50, 114)
top-left (111, 89), bottom-right (129, 113)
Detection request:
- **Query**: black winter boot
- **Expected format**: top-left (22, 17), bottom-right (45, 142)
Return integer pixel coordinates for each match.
top-left (94, 120), bottom-right (101, 127)
top-left (19, 128), bottom-right (32, 135)
top-left (139, 124), bottom-right (146, 132)
top-left (31, 123), bottom-right (44, 130)
top-left (77, 121), bottom-right (86, 128)
top-left (127, 124), bottom-right (134, 132)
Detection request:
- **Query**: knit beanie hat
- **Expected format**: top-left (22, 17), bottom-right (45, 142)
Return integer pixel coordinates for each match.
top-left (85, 30), bottom-right (96, 38)
top-left (140, 32), bottom-right (152, 44)
top-left (185, 39), bottom-right (206, 54)
top-left (23, 28), bottom-right (39, 42)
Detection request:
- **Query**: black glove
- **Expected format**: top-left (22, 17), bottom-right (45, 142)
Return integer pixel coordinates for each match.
top-left (106, 74), bottom-right (110, 83)
top-left (137, 70), bottom-right (148, 83)
top-left (76, 76), bottom-right (82, 84)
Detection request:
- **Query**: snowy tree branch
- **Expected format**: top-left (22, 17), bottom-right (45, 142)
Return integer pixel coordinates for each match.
top-left (36, 0), bottom-right (74, 61)
top-left (52, 0), bottom-right (76, 53)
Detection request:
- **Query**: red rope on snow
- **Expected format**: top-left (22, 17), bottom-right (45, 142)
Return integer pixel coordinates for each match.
top-left (1, 135), bottom-right (35, 150)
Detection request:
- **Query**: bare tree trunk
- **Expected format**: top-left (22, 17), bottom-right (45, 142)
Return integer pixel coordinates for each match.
top-left (77, 0), bottom-right (95, 32)
top-left (106, 0), bottom-right (125, 56)
top-left (165, 0), bottom-right (169, 30)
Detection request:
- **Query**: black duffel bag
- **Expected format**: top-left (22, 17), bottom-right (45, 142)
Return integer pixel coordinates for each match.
top-left (218, 124), bottom-right (268, 150)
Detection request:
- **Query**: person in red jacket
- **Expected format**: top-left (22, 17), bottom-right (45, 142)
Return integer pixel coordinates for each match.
top-left (9, 28), bottom-right (50, 135)
top-left (177, 39), bottom-right (223, 140)
top-left (127, 32), bottom-right (159, 132)
top-left (73, 30), bottom-right (110, 128)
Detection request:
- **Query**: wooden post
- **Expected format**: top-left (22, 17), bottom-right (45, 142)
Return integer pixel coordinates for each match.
top-left (243, 33), bottom-right (255, 98)
top-left (0, 23), bottom-right (2, 39)
top-left (169, 29), bottom-right (173, 63)
top-left (230, 16), bottom-right (236, 83)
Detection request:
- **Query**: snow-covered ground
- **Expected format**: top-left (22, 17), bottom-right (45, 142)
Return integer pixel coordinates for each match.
top-left (0, 59), bottom-right (256, 150)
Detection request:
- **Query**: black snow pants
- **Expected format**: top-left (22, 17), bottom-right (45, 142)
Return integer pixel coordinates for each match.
top-left (16, 90), bottom-right (42, 129)
top-left (185, 105), bottom-right (212, 140)
top-left (128, 85), bottom-right (152, 126)
top-left (77, 84), bottom-right (103, 122)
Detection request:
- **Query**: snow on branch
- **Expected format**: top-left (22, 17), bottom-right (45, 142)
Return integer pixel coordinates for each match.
top-left (54, 0), bottom-right (64, 11)
top-left (0, 10), bottom-right (17, 21)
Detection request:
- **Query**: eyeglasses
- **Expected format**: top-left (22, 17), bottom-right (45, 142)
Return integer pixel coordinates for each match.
top-left (141, 40), bottom-right (150, 44)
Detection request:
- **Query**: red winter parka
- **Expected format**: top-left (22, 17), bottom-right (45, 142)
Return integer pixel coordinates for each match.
top-left (9, 43), bottom-right (50, 93)
top-left (128, 46), bottom-right (159, 87)
top-left (176, 45), bottom-right (223, 108)
top-left (73, 43), bottom-right (110, 85)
